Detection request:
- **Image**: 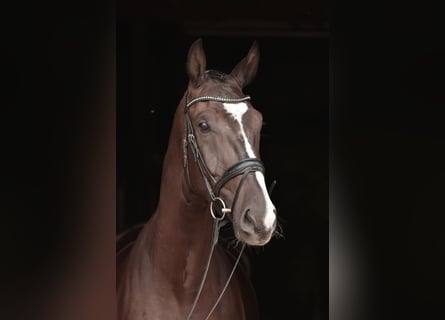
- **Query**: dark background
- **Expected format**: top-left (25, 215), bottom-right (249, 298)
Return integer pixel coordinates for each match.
top-left (2, 1), bottom-right (444, 319)
top-left (117, 1), bottom-right (328, 319)
top-left (330, 1), bottom-right (445, 319)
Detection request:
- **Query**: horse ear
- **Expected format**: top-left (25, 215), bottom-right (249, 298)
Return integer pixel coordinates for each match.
top-left (186, 38), bottom-right (207, 88)
top-left (230, 41), bottom-right (260, 88)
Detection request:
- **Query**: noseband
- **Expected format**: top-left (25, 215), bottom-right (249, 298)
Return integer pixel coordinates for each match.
top-left (183, 92), bottom-right (266, 219)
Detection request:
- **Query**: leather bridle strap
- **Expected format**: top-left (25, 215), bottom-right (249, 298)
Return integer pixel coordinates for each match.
top-left (185, 94), bottom-right (251, 111)
top-left (213, 158), bottom-right (265, 197)
top-left (184, 111), bottom-right (217, 198)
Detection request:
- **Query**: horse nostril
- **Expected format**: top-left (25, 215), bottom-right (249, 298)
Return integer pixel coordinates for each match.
top-left (242, 209), bottom-right (255, 232)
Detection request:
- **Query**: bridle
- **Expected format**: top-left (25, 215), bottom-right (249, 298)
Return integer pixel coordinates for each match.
top-left (183, 91), bottom-right (267, 320)
top-left (183, 92), bottom-right (266, 219)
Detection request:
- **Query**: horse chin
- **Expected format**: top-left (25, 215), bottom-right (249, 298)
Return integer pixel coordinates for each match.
top-left (233, 227), bottom-right (273, 247)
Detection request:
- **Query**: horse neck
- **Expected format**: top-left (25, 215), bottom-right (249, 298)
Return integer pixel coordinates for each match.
top-left (150, 96), bottom-right (215, 285)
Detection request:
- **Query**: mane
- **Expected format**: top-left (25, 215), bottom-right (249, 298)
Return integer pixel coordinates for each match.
top-left (203, 69), bottom-right (241, 97)
top-left (205, 69), bottom-right (227, 82)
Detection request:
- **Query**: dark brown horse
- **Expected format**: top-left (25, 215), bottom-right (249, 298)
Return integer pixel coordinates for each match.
top-left (117, 39), bottom-right (277, 320)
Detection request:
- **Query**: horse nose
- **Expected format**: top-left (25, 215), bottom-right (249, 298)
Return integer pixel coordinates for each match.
top-left (240, 208), bottom-right (276, 236)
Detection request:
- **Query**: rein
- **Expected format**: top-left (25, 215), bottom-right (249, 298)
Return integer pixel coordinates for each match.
top-left (183, 92), bottom-right (265, 320)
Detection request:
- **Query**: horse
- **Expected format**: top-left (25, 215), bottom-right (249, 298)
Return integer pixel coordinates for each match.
top-left (117, 38), bottom-right (278, 320)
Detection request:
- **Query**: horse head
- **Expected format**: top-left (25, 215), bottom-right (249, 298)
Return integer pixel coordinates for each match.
top-left (183, 39), bottom-right (277, 246)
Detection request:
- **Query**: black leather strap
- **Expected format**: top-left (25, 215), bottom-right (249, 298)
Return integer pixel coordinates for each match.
top-left (214, 159), bottom-right (265, 196)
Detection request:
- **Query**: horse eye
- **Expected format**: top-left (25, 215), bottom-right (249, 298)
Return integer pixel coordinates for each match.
top-left (198, 120), bottom-right (210, 132)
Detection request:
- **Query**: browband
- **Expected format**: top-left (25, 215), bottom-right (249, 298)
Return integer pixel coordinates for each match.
top-left (185, 95), bottom-right (251, 111)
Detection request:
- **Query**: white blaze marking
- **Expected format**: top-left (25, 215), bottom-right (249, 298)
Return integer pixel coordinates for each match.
top-left (222, 102), bottom-right (254, 157)
top-left (223, 103), bottom-right (276, 229)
